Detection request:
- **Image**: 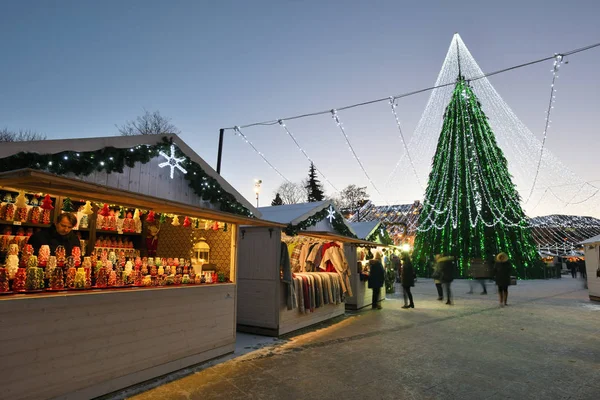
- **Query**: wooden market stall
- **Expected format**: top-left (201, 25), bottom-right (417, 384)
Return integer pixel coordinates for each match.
top-left (346, 220), bottom-right (390, 310)
top-left (236, 201), bottom-right (376, 336)
top-left (0, 134), bottom-right (281, 400)
top-left (581, 234), bottom-right (600, 302)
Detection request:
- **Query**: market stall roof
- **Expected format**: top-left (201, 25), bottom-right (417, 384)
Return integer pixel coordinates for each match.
top-left (257, 201), bottom-right (358, 239)
top-left (581, 233), bottom-right (600, 245)
top-left (258, 201), bottom-right (332, 225)
top-left (349, 221), bottom-right (381, 240)
top-left (0, 169), bottom-right (284, 227)
top-left (0, 134), bottom-right (260, 217)
top-left (298, 231), bottom-right (379, 247)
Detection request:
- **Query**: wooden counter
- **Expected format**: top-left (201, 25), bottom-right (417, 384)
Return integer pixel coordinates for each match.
top-left (0, 284), bottom-right (236, 400)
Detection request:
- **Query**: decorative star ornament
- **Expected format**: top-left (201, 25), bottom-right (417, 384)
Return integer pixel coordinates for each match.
top-left (326, 205), bottom-right (336, 223)
top-left (159, 145), bottom-right (187, 179)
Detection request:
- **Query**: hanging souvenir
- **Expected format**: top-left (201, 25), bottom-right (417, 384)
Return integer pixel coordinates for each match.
top-left (81, 201), bottom-right (94, 215)
top-left (146, 210), bottom-right (156, 223)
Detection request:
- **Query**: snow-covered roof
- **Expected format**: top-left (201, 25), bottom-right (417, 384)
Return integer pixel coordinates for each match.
top-left (349, 220), bottom-right (381, 240)
top-left (0, 134), bottom-right (260, 217)
top-left (258, 201), bottom-right (331, 225)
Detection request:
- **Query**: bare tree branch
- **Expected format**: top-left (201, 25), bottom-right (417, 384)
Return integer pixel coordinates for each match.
top-left (275, 182), bottom-right (306, 204)
top-left (117, 110), bottom-right (181, 136)
top-left (0, 128), bottom-right (46, 142)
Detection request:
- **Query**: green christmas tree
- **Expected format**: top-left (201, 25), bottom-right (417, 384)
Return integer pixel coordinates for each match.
top-left (305, 163), bottom-right (325, 202)
top-left (61, 197), bottom-right (74, 212)
top-left (412, 76), bottom-right (541, 279)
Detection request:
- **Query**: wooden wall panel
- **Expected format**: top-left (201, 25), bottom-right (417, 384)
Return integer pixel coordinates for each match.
top-left (0, 284), bottom-right (236, 400)
top-left (62, 156), bottom-right (225, 211)
top-left (584, 246), bottom-right (600, 299)
top-left (236, 227), bottom-right (281, 331)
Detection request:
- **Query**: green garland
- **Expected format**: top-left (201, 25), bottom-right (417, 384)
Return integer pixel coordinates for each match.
top-left (367, 224), bottom-right (393, 245)
top-left (284, 206), bottom-right (357, 238)
top-left (0, 137), bottom-right (253, 217)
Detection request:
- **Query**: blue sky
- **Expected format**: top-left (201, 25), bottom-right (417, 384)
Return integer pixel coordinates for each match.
top-left (1, 0), bottom-right (599, 208)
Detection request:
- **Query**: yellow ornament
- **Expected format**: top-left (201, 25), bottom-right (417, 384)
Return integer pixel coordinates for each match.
top-left (171, 215), bottom-right (180, 226)
top-left (15, 190), bottom-right (28, 208)
top-left (81, 201), bottom-right (94, 215)
top-left (133, 209), bottom-right (140, 222)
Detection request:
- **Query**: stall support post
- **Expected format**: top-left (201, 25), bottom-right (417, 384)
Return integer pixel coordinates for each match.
top-left (217, 128), bottom-right (225, 174)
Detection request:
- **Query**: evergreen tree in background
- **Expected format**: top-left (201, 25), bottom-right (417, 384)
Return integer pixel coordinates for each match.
top-left (412, 76), bottom-right (541, 279)
top-left (271, 193), bottom-right (284, 206)
top-left (305, 163), bottom-right (325, 202)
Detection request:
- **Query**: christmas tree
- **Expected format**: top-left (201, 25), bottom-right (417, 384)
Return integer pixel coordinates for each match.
top-left (412, 76), bottom-right (541, 279)
top-left (305, 163), bottom-right (325, 202)
top-left (271, 193), bottom-right (284, 206)
top-left (61, 198), bottom-right (74, 212)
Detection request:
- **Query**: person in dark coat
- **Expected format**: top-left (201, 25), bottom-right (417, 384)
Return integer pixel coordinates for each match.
top-left (400, 254), bottom-right (415, 309)
top-left (494, 252), bottom-right (512, 307)
top-left (28, 213), bottom-right (80, 256)
top-left (368, 252), bottom-right (385, 310)
top-left (438, 255), bottom-right (455, 305)
top-left (568, 259), bottom-right (577, 278)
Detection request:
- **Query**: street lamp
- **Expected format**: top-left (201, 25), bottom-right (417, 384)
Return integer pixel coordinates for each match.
top-left (254, 179), bottom-right (262, 207)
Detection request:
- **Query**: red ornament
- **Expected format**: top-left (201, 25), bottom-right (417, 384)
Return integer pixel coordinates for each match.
top-left (99, 204), bottom-right (111, 217)
top-left (212, 221), bottom-right (219, 231)
top-left (40, 194), bottom-right (54, 210)
top-left (183, 216), bottom-right (192, 228)
top-left (146, 211), bottom-right (155, 223)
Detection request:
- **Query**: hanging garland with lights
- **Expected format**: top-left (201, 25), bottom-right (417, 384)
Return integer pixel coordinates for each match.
top-left (367, 224), bottom-right (393, 246)
top-left (0, 136), bottom-right (253, 217)
top-left (284, 206), bottom-right (357, 238)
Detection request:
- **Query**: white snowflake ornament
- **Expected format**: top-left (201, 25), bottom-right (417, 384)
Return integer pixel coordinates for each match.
top-left (326, 205), bottom-right (336, 223)
top-left (159, 145), bottom-right (187, 179)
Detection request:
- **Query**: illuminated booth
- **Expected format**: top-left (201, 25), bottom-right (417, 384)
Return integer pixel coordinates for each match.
top-left (236, 201), bottom-right (376, 336)
top-left (0, 134), bottom-right (280, 400)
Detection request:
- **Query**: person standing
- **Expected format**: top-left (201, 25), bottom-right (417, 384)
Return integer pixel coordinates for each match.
top-left (432, 254), bottom-right (444, 301)
top-left (569, 259), bottom-right (578, 278)
top-left (438, 254), bottom-right (455, 305)
top-left (494, 252), bottom-right (512, 307)
top-left (400, 254), bottom-right (415, 309)
top-left (368, 252), bottom-right (385, 310)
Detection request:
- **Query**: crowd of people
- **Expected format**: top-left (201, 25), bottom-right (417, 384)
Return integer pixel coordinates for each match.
top-left (367, 250), bottom-right (518, 309)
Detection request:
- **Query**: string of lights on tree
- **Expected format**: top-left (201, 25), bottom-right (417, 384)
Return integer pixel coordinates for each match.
top-left (0, 137), bottom-right (253, 217)
top-left (411, 75), bottom-right (542, 279)
top-left (524, 54), bottom-right (564, 203)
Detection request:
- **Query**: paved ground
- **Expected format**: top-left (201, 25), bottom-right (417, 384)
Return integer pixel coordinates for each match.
top-left (125, 277), bottom-right (599, 400)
